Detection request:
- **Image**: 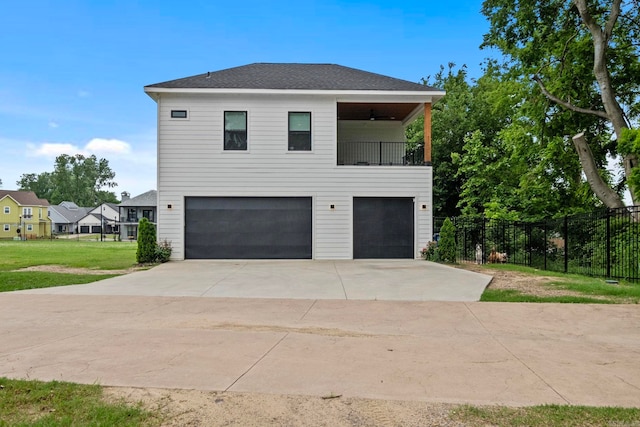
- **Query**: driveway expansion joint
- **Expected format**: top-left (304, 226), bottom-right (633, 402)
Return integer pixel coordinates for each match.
top-left (463, 303), bottom-right (571, 405)
top-left (224, 332), bottom-right (290, 392)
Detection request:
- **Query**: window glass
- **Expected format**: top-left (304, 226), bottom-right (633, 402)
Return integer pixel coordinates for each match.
top-left (3, 224), bottom-right (8, 231)
top-left (171, 110), bottom-right (188, 119)
top-left (3, 206), bottom-right (9, 214)
top-left (288, 112), bottom-right (311, 151)
top-left (224, 111), bottom-right (247, 150)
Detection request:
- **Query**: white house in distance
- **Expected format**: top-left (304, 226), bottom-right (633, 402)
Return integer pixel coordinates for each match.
top-left (144, 63), bottom-right (444, 260)
top-left (77, 203), bottom-right (119, 234)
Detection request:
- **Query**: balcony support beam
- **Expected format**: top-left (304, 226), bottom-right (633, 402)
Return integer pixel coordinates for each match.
top-left (424, 103), bottom-right (432, 165)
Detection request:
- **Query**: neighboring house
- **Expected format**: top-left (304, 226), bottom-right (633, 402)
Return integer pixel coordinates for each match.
top-left (0, 190), bottom-right (51, 239)
top-left (49, 201), bottom-right (92, 234)
top-left (118, 190), bottom-right (157, 240)
top-left (77, 203), bottom-right (119, 234)
top-left (144, 63), bottom-right (445, 260)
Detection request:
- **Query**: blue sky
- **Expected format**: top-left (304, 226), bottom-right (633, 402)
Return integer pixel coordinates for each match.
top-left (0, 0), bottom-right (491, 200)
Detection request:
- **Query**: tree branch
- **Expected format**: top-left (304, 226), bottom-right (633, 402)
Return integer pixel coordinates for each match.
top-left (533, 75), bottom-right (610, 120)
top-left (572, 132), bottom-right (626, 208)
top-left (604, 0), bottom-right (622, 39)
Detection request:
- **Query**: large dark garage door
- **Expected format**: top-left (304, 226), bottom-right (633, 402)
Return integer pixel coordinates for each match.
top-left (353, 197), bottom-right (414, 259)
top-left (185, 197), bottom-right (312, 259)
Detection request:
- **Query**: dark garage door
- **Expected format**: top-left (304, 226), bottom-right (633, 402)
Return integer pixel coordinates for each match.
top-left (185, 197), bottom-right (312, 259)
top-left (353, 197), bottom-right (414, 259)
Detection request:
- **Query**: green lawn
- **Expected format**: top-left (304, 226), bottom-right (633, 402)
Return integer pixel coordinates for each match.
top-left (474, 263), bottom-right (640, 303)
top-left (0, 240), bottom-right (137, 292)
top-left (0, 377), bottom-right (159, 426)
top-left (452, 403), bottom-right (640, 426)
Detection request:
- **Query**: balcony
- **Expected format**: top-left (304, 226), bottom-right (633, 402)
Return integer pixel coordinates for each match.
top-left (337, 141), bottom-right (425, 166)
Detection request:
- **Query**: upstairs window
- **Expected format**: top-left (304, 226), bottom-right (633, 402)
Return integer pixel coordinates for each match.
top-left (288, 112), bottom-right (311, 151)
top-left (170, 110), bottom-right (188, 119)
top-left (3, 206), bottom-right (9, 214)
top-left (22, 207), bottom-right (32, 219)
top-left (224, 111), bottom-right (247, 150)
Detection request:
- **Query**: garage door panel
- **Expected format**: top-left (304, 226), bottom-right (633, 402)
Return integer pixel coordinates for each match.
top-left (185, 197), bottom-right (311, 259)
top-left (354, 197), bottom-right (414, 259)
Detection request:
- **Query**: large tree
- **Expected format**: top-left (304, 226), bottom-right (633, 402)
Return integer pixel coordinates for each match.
top-left (18, 154), bottom-right (118, 206)
top-left (481, 0), bottom-right (640, 207)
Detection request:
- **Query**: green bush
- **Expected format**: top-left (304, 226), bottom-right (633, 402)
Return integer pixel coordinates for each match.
top-left (136, 218), bottom-right (157, 264)
top-left (438, 218), bottom-right (457, 263)
top-left (421, 241), bottom-right (440, 261)
top-left (155, 239), bottom-right (172, 263)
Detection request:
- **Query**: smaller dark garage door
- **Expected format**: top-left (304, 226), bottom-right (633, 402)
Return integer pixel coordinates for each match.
top-left (353, 197), bottom-right (414, 259)
top-left (185, 197), bottom-right (312, 259)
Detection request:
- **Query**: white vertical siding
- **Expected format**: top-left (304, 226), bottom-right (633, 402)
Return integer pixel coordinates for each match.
top-left (156, 93), bottom-right (432, 260)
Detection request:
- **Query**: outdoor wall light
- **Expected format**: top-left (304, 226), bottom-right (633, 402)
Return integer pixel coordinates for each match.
top-left (421, 204), bottom-right (427, 210)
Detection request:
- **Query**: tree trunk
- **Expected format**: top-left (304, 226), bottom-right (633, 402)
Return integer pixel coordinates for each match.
top-left (572, 132), bottom-right (626, 208)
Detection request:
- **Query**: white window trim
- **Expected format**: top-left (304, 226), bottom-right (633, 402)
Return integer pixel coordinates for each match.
top-left (27, 224), bottom-right (33, 231)
top-left (3, 206), bottom-right (9, 214)
top-left (3, 224), bottom-right (9, 231)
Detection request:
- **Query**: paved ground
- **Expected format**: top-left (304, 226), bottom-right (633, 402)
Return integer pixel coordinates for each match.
top-left (17, 260), bottom-right (492, 302)
top-left (1, 293), bottom-right (639, 407)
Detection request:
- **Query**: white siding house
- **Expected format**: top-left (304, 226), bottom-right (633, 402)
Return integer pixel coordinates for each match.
top-left (145, 63), bottom-right (444, 260)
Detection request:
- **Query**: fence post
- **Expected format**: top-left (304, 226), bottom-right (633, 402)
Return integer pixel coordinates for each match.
top-left (482, 217), bottom-right (486, 264)
top-left (606, 210), bottom-right (611, 278)
top-left (563, 215), bottom-right (568, 274)
top-left (544, 221), bottom-right (547, 271)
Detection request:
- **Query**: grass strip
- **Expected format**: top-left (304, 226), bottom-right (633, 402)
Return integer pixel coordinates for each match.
top-left (0, 272), bottom-right (119, 293)
top-left (480, 289), bottom-right (616, 304)
top-left (0, 377), bottom-right (159, 426)
top-left (452, 403), bottom-right (640, 427)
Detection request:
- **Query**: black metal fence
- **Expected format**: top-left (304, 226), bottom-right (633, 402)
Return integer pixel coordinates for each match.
top-left (337, 141), bottom-right (424, 165)
top-left (434, 206), bottom-right (640, 281)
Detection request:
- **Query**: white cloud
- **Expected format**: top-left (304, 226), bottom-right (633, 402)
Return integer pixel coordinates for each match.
top-left (26, 138), bottom-right (131, 158)
top-left (48, 121), bottom-right (59, 128)
top-left (77, 90), bottom-right (91, 98)
top-left (29, 142), bottom-right (79, 158)
top-left (85, 138), bottom-right (131, 155)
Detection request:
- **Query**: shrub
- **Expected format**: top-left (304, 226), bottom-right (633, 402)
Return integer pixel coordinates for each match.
top-left (438, 218), bottom-right (457, 263)
top-left (155, 239), bottom-right (172, 263)
top-left (421, 241), bottom-right (440, 261)
top-left (136, 218), bottom-right (157, 264)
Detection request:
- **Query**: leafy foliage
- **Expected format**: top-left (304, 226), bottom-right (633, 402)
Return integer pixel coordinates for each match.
top-left (136, 217), bottom-right (157, 264)
top-left (619, 128), bottom-right (640, 196)
top-left (136, 219), bottom-right (172, 263)
top-left (18, 154), bottom-right (118, 206)
top-left (437, 218), bottom-right (457, 263)
top-left (480, 0), bottom-right (640, 206)
top-left (420, 241), bottom-right (440, 262)
top-left (155, 239), bottom-right (172, 263)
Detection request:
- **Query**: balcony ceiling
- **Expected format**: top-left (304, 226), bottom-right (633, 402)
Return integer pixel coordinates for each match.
top-left (337, 102), bottom-right (420, 121)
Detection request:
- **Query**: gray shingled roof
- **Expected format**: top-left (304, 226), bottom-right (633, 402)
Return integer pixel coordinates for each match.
top-left (49, 205), bottom-right (92, 223)
top-left (119, 190), bottom-right (157, 207)
top-left (145, 63), bottom-right (439, 92)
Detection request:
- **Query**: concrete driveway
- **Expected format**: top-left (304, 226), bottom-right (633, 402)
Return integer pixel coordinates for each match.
top-left (1, 293), bottom-right (639, 407)
top-left (18, 260), bottom-right (492, 302)
top-left (4, 261), bottom-right (639, 408)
